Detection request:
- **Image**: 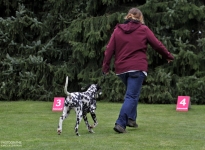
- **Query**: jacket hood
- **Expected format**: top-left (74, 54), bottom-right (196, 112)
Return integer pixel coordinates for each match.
top-left (117, 20), bottom-right (141, 34)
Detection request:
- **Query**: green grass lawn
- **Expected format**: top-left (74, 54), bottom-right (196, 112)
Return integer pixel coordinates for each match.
top-left (0, 101), bottom-right (205, 150)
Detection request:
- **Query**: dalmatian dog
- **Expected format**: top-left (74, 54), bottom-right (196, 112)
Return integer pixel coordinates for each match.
top-left (57, 76), bottom-right (101, 136)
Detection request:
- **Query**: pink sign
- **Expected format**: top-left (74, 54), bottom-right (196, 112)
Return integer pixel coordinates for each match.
top-left (52, 97), bottom-right (65, 111)
top-left (176, 96), bottom-right (190, 111)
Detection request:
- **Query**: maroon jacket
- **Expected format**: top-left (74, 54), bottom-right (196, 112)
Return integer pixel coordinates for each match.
top-left (102, 20), bottom-right (174, 74)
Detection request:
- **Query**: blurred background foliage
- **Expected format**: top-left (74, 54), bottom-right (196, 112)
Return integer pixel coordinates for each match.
top-left (0, 0), bottom-right (205, 104)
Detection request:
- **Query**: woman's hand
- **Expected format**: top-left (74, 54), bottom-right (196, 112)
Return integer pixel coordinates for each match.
top-left (167, 59), bottom-right (173, 63)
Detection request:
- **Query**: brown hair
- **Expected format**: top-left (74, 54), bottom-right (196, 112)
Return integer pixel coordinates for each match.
top-left (124, 8), bottom-right (145, 24)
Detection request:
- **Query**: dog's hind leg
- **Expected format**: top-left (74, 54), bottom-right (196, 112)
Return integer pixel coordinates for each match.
top-left (57, 105), bottom-right (70, 135)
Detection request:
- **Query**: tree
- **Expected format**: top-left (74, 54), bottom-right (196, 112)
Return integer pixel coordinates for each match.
top-left (140, 0), bottom-right (205, 104)
top-left (0, 0), bottom-right (205, 104)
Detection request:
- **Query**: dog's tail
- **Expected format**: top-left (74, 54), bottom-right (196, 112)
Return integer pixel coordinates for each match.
top-left (64, 76), bottom-right (71, 96)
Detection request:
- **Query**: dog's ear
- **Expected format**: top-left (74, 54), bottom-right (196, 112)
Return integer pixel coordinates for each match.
top-left (96, 84), bottom-right (101, 90)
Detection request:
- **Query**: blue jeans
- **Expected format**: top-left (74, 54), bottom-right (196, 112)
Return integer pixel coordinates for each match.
top-left (116, 71), bottom-right (145, 129)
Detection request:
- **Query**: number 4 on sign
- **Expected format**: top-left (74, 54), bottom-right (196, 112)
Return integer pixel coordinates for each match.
top-left (180, 98), bottom-right (186, 106)
top-left (176, 96), bottom-right (191, 112)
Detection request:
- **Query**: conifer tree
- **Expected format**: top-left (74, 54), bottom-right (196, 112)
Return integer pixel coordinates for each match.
top-left (0, 0), bottom-right (204, 104)
top-left (140, 0), bottom-right (205, 104)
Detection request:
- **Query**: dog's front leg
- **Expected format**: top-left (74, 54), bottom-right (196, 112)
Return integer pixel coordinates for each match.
top-left (57, 105), bottom-right (70, 135)
top-left (90, 111), bottom-right (98, 128)
top-left (83, 112), bottom-right (94, 133)
top-left (74, 107), bottom-right (83, 136)
top-left (89, 101), bottom-right (98, 128)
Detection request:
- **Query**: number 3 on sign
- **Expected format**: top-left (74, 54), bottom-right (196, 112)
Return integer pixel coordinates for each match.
top-left (56, 99), bottom-right (61, 107)
top-left (52, 97), bottom-right (65, 112)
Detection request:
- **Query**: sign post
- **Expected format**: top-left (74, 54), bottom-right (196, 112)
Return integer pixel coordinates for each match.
top-left (176, 96), bottom-right (191, 112)
top-left (52, 97), bottom-right (65, 112)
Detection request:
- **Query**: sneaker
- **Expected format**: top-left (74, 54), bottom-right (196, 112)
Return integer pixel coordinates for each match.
top-left (113, 124), bottom-right (126, 133)
top-left (127, 119), bottom-right (138, 128)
